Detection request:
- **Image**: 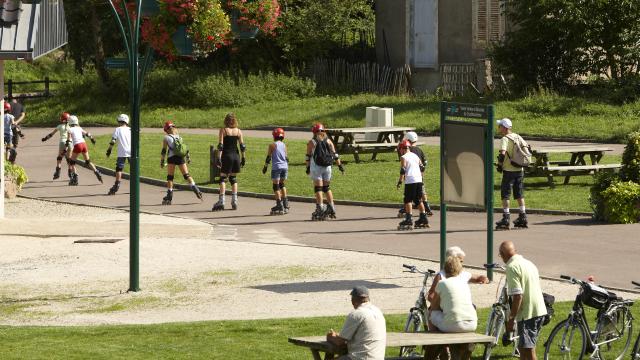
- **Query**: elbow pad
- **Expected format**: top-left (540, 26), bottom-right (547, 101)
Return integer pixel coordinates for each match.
top-left (400, 168), bottom-right (406, 175)
top-left (161, 148), bottom-right (167, 156)
top-left (264, 155), bottom-right (271, 164)
top-left (109, 139), bottom-right (116, 146)
top-left (240, 143), bottom-right (247, 152)
top-left (497, 153), bottom-right (505, 163)
top-left (333, 153), bottom-right (340, 160)
top-left (217, 143), bottom-right (224, 151)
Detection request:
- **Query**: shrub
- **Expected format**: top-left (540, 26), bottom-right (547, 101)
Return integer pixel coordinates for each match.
top-left (620, 131), bottom-right (640, 183)
top-left (590, 171), bottom-right (618, 221)
top-left (601, 181), bottom-right (640, 224)
top-left (4, 162), bottom-right (28, 190)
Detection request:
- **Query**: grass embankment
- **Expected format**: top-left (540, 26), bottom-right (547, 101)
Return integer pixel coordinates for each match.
top-left (90, 134), bottom-right (620, 212)
top-left (0, 302), bottom-right (634, 359)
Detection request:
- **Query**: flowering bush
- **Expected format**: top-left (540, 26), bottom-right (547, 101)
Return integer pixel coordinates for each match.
top-left (226, 0), bottom-right (281, 36)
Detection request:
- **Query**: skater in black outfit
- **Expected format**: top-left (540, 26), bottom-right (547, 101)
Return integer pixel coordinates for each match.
top-left (212, 113), bottom-right (246, 211)
top-left (397, 140), bottom-right (429, 230)
top-left (495, 118), bottom-right (528, 230)
top-left (160, 121), bottom-right (203, 205)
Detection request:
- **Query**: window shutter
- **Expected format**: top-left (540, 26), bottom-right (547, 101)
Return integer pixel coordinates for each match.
top-left (489, 0), bottom-right (501, 42)
top-left (473, 0), bottom-right (488, 48)
top-left (474, 0), bottom-right (505, 48)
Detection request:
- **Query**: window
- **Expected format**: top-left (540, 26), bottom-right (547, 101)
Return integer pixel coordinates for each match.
top-left (473, 0), bottom-right (505, 49)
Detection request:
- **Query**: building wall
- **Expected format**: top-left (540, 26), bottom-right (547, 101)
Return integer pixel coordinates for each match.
top-left (375, 0), bottom-right (408, 68)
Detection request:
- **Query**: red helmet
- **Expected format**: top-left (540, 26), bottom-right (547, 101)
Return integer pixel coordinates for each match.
top-left (4, 102), bottom-right (11, 112)
top-left (311, 123), bottom-right (325, 134)
top-left (272, 127), bottom-right (285, 140)
top-left (60, 112), bottom-right (70, 122)
top-left (163, 120), bottom-right (175, 133)
top-left (397, 139), bottom-right (412, 151)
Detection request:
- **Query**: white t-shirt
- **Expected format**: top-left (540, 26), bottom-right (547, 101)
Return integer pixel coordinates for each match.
top-left (68, 126), bottom-right (86, 145)
top-left (435, 276), bottom-right (478, 326)
top-left (56, 123), bottom-right (69, 143)
top-left (402, 151), bottom-right (422, 184)
top-left (112, 126), bottom-right (131, 158)
top-left (340, 302), bottom-right (386, 360)
top-left (164, 134), bottom-right (181, 158)
top-left (438, 270), bottom-right (473, 283)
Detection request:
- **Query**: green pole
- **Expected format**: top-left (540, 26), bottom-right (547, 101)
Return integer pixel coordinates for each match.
top-left (486, 105), bottom-right (495, 281)
top-left (439, 102), bottom-right (447, 268)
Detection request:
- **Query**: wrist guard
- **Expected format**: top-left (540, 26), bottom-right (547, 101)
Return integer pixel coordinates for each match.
top-left (239, 143), bottom-right (247, 152)
top-left (400, 168), bottom-right (406, 175)
top-left (264, 155), bottom-right (271, 165)
top-left (161, 148), bottom-right (167, 156)
top-left (497, 153), bottom-right (505, 163)
top-left (217, 143), bottom-right (223, 151)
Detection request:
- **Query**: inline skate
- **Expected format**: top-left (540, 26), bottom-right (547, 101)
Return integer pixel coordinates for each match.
top-left (107, 182), bottom-right (120, 195)
top-left (324, 204), bottom-right (336, 219)
top-left (397, 207), bottom-right (406, 218)
top-left (94, 170), bottom-right (103, 184)
top-left (414, 213), bottom-right (430, 229)
top-left (270, 200), bottom-right (285, 215)
top-left (311, 204), bottom-right (325, 221)
top-left (191, 185), bottom-right (203, 201)
top-left (162, 190), bottom-right (173, 205)
top-left (495, 213), bottom-right (511, 231)
top-left (424, 201), bottom-right (434, 216)
top-left (212, 198), bottom-right (225, 211)
top-left (68, 173), bottom-right (78, 186)
top-left (513, 213), bottom-right (528, 229)
top-left (282, 197), bottom-right (290, 214)
top-left (52, 167), bottom-right (61, 180)
top-left (398, 214), bottom-right (413, 230)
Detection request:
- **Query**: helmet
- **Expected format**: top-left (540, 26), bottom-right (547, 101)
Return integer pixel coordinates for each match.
top-left (405, 131), bottom-right (418, 143)
top-left (311, 123), bottom-right (325, 134)
top-left (60, 112), bottom-right (71, 122)
top-left (68, 115), bottom-right (79, 126)
top-left (3, 102), bottom-right (11, 112)
top-left (272, 127), bottom-right (285, 140)
top-left (163, 120), bottom-right (175, 133)
top-left (117, 114), bottom-right (130, 124)
top-left (397, 139), bottom-right (411, 151)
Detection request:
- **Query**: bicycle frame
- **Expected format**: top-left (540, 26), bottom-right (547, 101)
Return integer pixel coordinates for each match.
top-left (400, 264), bottom-right (436, 356)
top-left (484, 263), bottom-right (519, 357)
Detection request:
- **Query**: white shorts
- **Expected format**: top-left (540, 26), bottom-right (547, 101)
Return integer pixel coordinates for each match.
top-left (430, 310), bottom-right (477, 333)
top-left (310, 163), bottom-right (332, 182)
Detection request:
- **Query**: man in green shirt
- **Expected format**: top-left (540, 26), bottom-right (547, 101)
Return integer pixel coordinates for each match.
top-left (500, 240), bottom-right (547, 360)
top-left (495, 118), bottom-right (528, 230)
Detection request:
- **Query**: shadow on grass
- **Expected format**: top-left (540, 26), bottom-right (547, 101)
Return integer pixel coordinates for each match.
top-left (251, 280), bottom-right (400, 294)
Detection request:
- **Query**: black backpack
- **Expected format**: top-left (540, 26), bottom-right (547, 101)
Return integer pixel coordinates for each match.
top-left (313, 139), bottom-right (334, 166)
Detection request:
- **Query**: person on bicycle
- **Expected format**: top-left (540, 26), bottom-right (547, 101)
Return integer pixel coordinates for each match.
top-left (428, 256), bottom-right (478, 333)
top-left (326, 286), bottom-right (386, 360)
top-left (499, 240), bottom-right (547, 360)
top-left (427, 246), bottom-right (489, 303)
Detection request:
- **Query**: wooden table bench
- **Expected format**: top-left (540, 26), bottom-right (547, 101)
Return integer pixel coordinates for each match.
top-left (527, 145), bottom-right (622, 185)
top-left (289, 332), bottom-right (495, 360)
top-left (325, 127), bottom-right (417, 163)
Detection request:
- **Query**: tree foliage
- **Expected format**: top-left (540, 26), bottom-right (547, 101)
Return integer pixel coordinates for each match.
top-left (491, 0), bottom-right (640, 92)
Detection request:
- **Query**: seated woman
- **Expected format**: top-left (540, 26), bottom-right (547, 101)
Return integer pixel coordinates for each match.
top-left (427, 246), bottom-right (488, 303)
top-left (428, 256), bottom-right (478, 333)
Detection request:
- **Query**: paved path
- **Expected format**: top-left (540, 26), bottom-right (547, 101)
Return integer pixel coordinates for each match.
top-left (13, 128), bottom-right (639, 290)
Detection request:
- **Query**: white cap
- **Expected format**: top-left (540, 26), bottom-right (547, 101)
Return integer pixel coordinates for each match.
top-left (497, 118), bottom-right (512, 129)
top-left (117, 114), bottom-right (130, 124)
top-left (405, 131), bottom-right (418, 143)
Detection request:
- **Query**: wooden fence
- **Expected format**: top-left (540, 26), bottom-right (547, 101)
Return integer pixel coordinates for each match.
top-left (312, 58), bottom-right (412, 95)
top-left (440, 63), bottom-right (477, 96)
top-left (3, 77), bottom-right (64, 99)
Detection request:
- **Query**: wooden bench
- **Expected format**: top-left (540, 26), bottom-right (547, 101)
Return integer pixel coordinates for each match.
top-left (351, 141), bottom-right (426, 162)
top-left (528, 145), bottom-right (620, 185)
top-left (545, 163), bottom-right (622, 172)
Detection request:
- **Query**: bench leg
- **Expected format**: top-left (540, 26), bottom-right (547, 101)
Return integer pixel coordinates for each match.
top-left (354, 151), bottom-right (361, 164)
top-left (546, 173), bottom-right (555, 187)
top-left (449, 343), bottom-right (475, 360)
top-left (371, 151), bottom-right (378, 161)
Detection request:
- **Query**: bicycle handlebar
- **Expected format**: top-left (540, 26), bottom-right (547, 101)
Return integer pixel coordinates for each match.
top-left (484, 263), bottom-right (505, 270)
top-left (402, 264), bottom-right (436, 274)
top-left (632, 281), bottom-right (640, 288)
top-left (560, 275), bottom-right (571, 280)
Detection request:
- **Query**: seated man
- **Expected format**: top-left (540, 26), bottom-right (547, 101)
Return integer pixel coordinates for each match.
top-left (327, 286), bottom-right (386, 360)
top-left (428, 256), bottom-right (478, 333)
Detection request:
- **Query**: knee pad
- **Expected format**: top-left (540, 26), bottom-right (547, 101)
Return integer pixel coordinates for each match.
top-left (219, 175), bottom-right (227, 183)
top-left (272, 183), bottom-right (279, 192)
top-left (56, 156), bottom-right (63, 161)
top-left (69, 159), bottom-right (76, 166)
top-left (183, 173), bottom-right (191, 180)
top-left (229, 176), bottom-right (237, 184)
top-left (8, 148), bottom-right (17, 162)
top-left (65, 157), bottom-right (71, 165)
top-left (322, 185), bottom-right (330, 193)
top-left (278, 182), bottom-right (286, 189)
top-left (314, 185), bottom-right (323, 193)
top-left (85, 159), bottom-right (91, 166)
top-left (115, 166), bottom-right (124, 172)
top-left (167, 175), bottom-right (175, 181)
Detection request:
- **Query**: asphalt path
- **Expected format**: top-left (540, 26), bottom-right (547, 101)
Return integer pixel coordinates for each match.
top-left (13, 127), bottom-right (639, 290)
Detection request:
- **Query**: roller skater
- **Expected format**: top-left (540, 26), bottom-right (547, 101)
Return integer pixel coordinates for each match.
top-left (160, 120), bottom-right (203, 205)
top-left (105, 114), bottom-right (131, 195)
top-left (495, 213), bottom-right (511, 231)
top-left (306, 123), bottom-right (344, 221)
top-left (396, 140), bottom-right (429, 230)
top-left (263, 127), bottom-right (290, 215)
top-left (495, 118), bottom-right (529, 230)
top-left (65, 115), bottom-right (102, 185)
top-left (3, 102), bottom-right (16, 164)
top-left (396, 131), bottom-right (433, 218)
top-left (214, 113), bottom-right (246, 212)
top-left (8, 98), bottom-right (25, 162)
top-left (42, 112), bottom-right (73, 181)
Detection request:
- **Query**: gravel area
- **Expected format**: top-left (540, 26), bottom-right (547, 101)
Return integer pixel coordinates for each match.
top-left (1, 198), bottom-right (636, 326)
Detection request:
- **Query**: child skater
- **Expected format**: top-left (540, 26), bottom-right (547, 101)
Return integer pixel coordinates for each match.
top-left (262, 127), bottom-right (290, 215)
top-left (105, 114), bottom-right (131, 195)
top-left (397, 140), bottom-right (429, 230)
top-left (65, 115), bottom-right (102, 186)
top-left (160, 120), bottom-right (203, 205)
top-left (41, 112), bottom-right (73, 180)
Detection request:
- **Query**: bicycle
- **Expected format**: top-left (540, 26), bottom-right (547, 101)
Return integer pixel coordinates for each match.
top-left (631, 281), bottom-right (640, 360)
top-left (544, 275), bottom-right (634, 360)
top-left (482, 263), bottom-right (520, 360)
top-left (399, 263), bottom-right (436, 357)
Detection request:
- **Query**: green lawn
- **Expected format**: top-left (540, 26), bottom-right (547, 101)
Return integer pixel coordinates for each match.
top-left (89, 134), bottom-right (619, 213)
top-left (0, 301), bottom-right (635, 359)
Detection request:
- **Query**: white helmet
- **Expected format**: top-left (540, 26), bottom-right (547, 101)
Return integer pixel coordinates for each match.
top-left (405, 131), bottom-right (418, 143)
top-left (117, 114), bottom-right (130, 124)
top-left (68, 115), bottom-right (79, 126)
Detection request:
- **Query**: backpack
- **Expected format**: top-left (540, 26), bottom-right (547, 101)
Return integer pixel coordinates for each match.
top-left (313, 138), bottom-right (334, 166)
top-left (505, 134), bottom-right (532, 168)
top-left (169, 135), bottom-right (189, 158)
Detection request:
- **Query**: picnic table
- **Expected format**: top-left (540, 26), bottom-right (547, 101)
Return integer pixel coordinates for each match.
top-left (527, 145), bottom-right (622, 185)
top-left (288, 332), bottom-right (495, 360)
top-left (324, 127), bottom-right (419, 163)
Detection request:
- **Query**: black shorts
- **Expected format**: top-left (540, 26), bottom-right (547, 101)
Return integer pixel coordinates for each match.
top-left (221, 156), bottom-right (241, 174)
top-left (501, 170), bottom-right (524, 200)
top-left (404, 183), bottom-right (424, 204)
top-left (167, 155), bottom-right (185, 166)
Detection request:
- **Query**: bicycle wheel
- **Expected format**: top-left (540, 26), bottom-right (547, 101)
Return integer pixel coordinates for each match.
top-left (544, 318), bottom-right (587, 360)
top-left (399, 310), bottom-right (425, 357)
top-left (593, 306), bottom-right (633, 360)
top-left (482, 309), bottom-right (505, 360)
top-left (631, 333), bottom-right (640, 360)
